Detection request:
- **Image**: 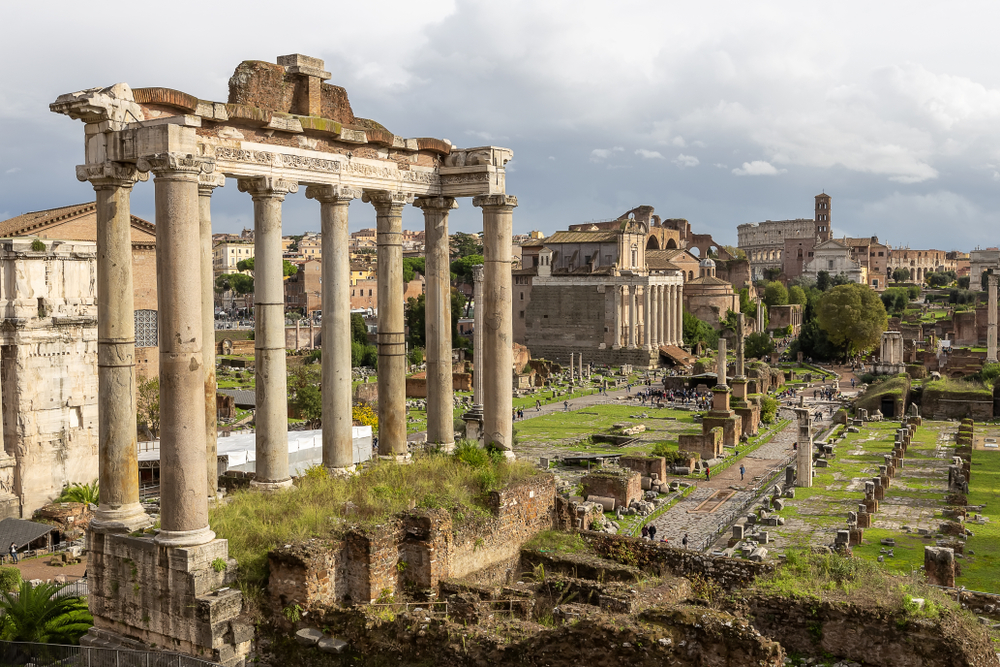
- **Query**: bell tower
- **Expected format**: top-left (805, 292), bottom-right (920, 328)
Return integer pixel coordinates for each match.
top-left (815, 192), bottom-right (832, 241)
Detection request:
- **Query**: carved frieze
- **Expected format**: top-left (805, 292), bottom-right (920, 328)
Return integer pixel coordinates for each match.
top-left (137, 153), bottom-right (215, 176)
top-left (214, 146), bottom-right (439, 185)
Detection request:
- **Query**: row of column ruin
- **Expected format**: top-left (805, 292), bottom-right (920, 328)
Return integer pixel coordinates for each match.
top-left (612, 283), bottom-right (683, 350)
top-left (79, 155), bottom-right (516, 545)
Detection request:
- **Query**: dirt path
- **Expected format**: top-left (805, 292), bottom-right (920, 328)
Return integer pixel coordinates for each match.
top-left (11, 555), bottom-right (87, 583)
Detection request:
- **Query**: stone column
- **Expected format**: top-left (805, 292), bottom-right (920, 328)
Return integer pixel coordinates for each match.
top-left (989, 274), bottom-right (998, 364)
top-left (627, 286), bottom-right (637, 348)
top-left (716, 338), bottom-right (727, 388)
top-left (579, 352), bottom-right (583, 378)
top-left (757, 299), bottom-right (764, 333)
top-left (470, 264), bottom-right (485, 416)
top-left (416, 197), bottom-right (458, 451)
top-left (643, 286), bottom-right (652, 350)
top-left (664, 285), bottom-right (673, 346)
top-left (365, 191), bottom-right (413, 458)
top-left (736, 312), bottom-right (745, 377)
top-left (199, 174), bottom-right (225, 497)
top-left (675, 284), bottom-right (684, 345)
top-left (569, 353), bottom-right (575, 381)
top-left (139, 153), bottom-right (214, 546)
top-left (76, 163), bottom-right (150, 533)
top-left (474, 195), bottom-right (517, 454)
top-left (306, 185), bottom-right (360, 471)
top-left (612, 284), bottom-right (623, 349)
top-left (795, 407), bottom-right (813, 488)
top-left (650, 284), bottom-right (659, 349)
top-left (239, 176), bottom-right (298, 489)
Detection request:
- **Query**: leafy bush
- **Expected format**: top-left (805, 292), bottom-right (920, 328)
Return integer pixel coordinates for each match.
top-left (760, 396), bottom-right (779, 423)
top-left (0, 567), bottom-right (21, 592)
top-left (57, 482), bottom-right (99, 505)
top-left (744, 332), bottom-right (776, 359)
top-left (30, 239), bottom-right (45, 252)
top-left (352, 404), bottom-right (378, 430)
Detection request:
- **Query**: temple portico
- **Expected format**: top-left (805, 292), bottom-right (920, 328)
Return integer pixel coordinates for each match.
top-left (51, 54), bottom-right (515, 664)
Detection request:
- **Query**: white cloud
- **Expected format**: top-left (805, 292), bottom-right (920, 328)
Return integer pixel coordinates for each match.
top-left (589, 146), bottom-right (624, 162)
top-left (4, 167), bottom-right (20, 174)
top-left (548, 156), bottom-right (556, 160)
top-left (732, 160), bottom-right (785, 176)
top-left (673, 153), bottom-right (699, 168)
top-left (635, 149), bottom-right (665, 159)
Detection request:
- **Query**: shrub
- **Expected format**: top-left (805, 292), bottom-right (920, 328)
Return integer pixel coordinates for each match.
top-left (0, 567), bottom-right (21, 592)
top-left (352, 404), bottom-right (378, 430)
top-left (30, 239), bottom-right (45, 252)
top-left (57, 482), bottom-right (99, 505)
top-left (760, 396), bottom-right (779, 423)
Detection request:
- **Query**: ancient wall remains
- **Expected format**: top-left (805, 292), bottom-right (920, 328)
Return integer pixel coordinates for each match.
top-left (268, 476), bottom-right (556, 608)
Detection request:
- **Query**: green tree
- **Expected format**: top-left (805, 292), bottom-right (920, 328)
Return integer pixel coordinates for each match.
top-left (295, 384), bottom-right (322, 424)
top-left (788, 285), bottom-right (807, 306)
top-left (450, 254), bottom-right (485, 283)
top-left (738, 288), bottom-right (755, 315)
top-left (763, 267), bottom-right (782, 281)
top-left (405, 294), bottom-right (427, 348)
top-left (816, 284), bottom-right (888, 358)
top-left (892, 267), bottom-right (910, 283)
top-left (763, 281), bottom-right (789, 307)
top-left (402, 257), bottom-right (425, 283)
top-left (880, 287), bottom-right (908, 316)
top-left (982, 269), bottom-right (994, 291)
top-left (57, 482), bottom-right (99, 505)
top-left (744, 331), bottom-right (776, 359)
top-left (351, 313), bottom-right (370, 344)
top-left (235, 256), bottom-right (297, 277)
top-left (720, 245), bottom-right (746, 260)
top-left (927, 270), bottom-right (956, 288)
top-left (0, 581), bottom-right (93, 644)
top-left (450, 232), bottom-right (483, 258)
top-left (451, 288), bottom-right (467, 341)
top-left (816, 270), bottom-right (831, 292)
top-left (957, 276), bottom-right (971, 289)
top-left (683, 310), bottom-right (719, 349)
top-left (136, 376), bottom-right (160, 438)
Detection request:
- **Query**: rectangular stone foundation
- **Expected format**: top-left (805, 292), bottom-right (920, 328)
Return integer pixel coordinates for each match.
top-left (85, 531), bottom-right (252, 666)
top-left (702, 412), bottom-right (742, 449)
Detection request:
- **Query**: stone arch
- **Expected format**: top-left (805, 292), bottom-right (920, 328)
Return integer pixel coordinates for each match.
top-left (646, 235), bottom-right (660, 250)
top-left (690, 246), bottom-right (701, 258)
top-left (665, 238), bottom-right (677, 249)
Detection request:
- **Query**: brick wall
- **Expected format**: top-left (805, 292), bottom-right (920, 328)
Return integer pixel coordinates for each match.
top-left (619, 456), bottom-right (667, 481)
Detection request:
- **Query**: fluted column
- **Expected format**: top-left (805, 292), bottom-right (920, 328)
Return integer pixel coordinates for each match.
top-left (643, 286), bottom-right (652, 350)
top-left (649, 285), bottom-right (658, 349)
top-left (139, 153), bottom-right (215, 546)
top-left (76, 162), bottom-right (150, 534)
top-left (239, 176), bottom-right (298, 489)
top-left (675, 284), bottom-right (684, 345)
top-left (658, 285), bottom-right (666, 346)
top-left (612, 284), bottom-right (623, 349)
top-left (364, 190), bottom-right (413, 458)
top-left (415, 197), bottom-right (459, 451)
top-left (474, 195), bottom-right (517, 454)
top-left (199, 173), bottom-right (225, 497)
top-left (307, 185), bottom-right (360, 470)
top-left (627, 286), bottom-right (636, 348)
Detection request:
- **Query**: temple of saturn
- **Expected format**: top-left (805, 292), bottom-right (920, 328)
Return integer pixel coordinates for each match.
top-left (51, 54), bottom-right (515, 663)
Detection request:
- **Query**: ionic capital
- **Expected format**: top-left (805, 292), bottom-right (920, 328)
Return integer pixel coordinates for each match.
top-left (472, 194), bottom-right (518, 210)
top-left (362, 190), bottom-right (414, 214)
top-left (237, 175), bottom-right (299, 200)
top-left (75, 162), bottom-right (148, 188)
top-left (198, 172), bottom-right (227, 196)
top-left (305, 184), bottom-right (361, 204)
top-left (137, 153), bottom-right (215, 178)
top-left (989, 274), bottom-right (999, 288)
top-left (413, 196), bottom-right (458, 212)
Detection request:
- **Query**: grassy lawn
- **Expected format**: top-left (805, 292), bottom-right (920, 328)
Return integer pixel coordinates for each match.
top-left (958, 446), bottom-right (1000, 593)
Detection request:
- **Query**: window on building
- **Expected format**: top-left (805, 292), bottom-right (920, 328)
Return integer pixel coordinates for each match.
top-left (519, 310), bottom-right (524, 318)
top-left (135, 310), bottom-right (158, 348)
top-left (520, 292), bottom-right (524, 300)
top-left (369, 289), bottom-right (373, 296)
top-left (828, 260), bottom-right (834, 270)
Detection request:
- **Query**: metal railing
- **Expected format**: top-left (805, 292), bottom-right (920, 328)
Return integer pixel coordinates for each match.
top-left (0, 640), bottom-right (219, 666)
top-left (3, 539), bottom-right (86, 567)
top-left (695, 453), bottom-right (796, 553)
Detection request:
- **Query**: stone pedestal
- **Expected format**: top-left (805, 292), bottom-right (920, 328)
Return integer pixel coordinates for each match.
top-left (84, 532), bottom-right (251, 667)
top-left (924, 546), bottom-right (955, 587)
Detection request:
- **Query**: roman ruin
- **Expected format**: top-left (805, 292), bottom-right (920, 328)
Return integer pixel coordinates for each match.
top-left (50, 53), bottom-right (515, 662)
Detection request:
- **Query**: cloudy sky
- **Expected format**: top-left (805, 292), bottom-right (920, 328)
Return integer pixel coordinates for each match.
top-left (2, 0), bottom-right (999, 251)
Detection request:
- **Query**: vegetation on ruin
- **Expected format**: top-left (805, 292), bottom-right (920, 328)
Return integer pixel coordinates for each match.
top-left (55, 481), bottom-right (99, 505)
top-left (923, 377), bottom-right (994, 401)
top-left (210, 446), bottom-right (539, 588)
top-left (0, 581), bottom-right (92, 644)
top-left (960, 445), bottom-right (1000, 592)
top-left (854, 375), bottom-right (909, 412)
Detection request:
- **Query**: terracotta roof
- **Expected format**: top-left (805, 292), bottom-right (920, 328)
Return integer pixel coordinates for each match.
top-left (645, 250), bottom-right (682, 270)
top-left (544, 230), bottom-right (619, 244)
top-left (686, 276), bottom-right (733, 287)
top-left (0, 202), bottom-right (155, 245)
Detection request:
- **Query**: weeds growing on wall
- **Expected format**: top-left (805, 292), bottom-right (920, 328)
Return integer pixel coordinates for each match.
top-left (210, 444), bottom-right (539, 589)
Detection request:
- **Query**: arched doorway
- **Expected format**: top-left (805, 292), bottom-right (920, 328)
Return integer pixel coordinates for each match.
top-left (646, 236), bottom-right (660, 250)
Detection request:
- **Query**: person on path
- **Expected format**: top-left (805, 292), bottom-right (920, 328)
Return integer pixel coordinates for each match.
top-left (536, 399), bottom-right (541, 412)
top-left (563, 400), bottom-right (569, 412)
top-left (705, 466), bottom-right (711, 482)
top-left (641, 525), bottom-right (649, 539)
top-left (682, 533), bottom-right (688, 549)
top-left (648, 524), bottom-right (657, 541)
top-left (739, 464), bottom-right (745, 481)
top-left (8, 542), bottom-right (17, 564)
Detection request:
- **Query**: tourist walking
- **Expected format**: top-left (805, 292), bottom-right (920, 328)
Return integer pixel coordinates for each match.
top-left (705, 465), bottom-right (711, 482)
top-left (641, 525), bottom-right (649, 539)
top-left (563, 400), bottom-right (569, 412)
top-left (648, 524), bottom-right (657, 541)
top-left (682, 533), bottom-right (688, 549)
top-left (739, 464), bottom-right (745, 481)
top-left (8, 542), bottom-right (17, 564)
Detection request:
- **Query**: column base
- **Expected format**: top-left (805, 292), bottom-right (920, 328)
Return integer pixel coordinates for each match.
top-left (500, 450), bottom-right (516, 461)
top-left (431, 441), bottom-right (456, 453)
top-left (90, 503), bottom-right (152, 535)
top-left (250, 478), bottom-right (294, 492)
top-left (325, 465), bottom-right (357, 477)
top-left (153, 525), bottom-right (216, 547)
top-left (379, 453), bottom-right (413, 464)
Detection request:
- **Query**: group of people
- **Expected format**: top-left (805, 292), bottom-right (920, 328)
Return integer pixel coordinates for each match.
top-left (638, 527), bottom-right (691, 550)
top-left (629, 387), bottom-right (712, 410)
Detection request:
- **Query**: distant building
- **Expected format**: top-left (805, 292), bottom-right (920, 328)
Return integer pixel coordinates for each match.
top-left (285, 259), bottom-right (321, 315)
top-left (801, 239), bottom-right (866, 285)
top-left (888, 248), bottom-right (959, 284)
top-left (738, 192), bottom-right (833, 281)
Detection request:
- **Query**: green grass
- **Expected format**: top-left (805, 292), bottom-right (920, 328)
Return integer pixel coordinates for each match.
top-left (514, 405), bottom-right (698, 453)
top-left (210, 450), bottom-right (540, 587)
top-left (524, 530), bottom-right (592, 554)
top-left (958, 447), bottom-right (1000, 593)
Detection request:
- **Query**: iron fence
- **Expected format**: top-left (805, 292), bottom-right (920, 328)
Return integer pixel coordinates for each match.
top-left (3, 539), bottom-right (86, 567)
top-left (0, 641), bottom-right (219, 666)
